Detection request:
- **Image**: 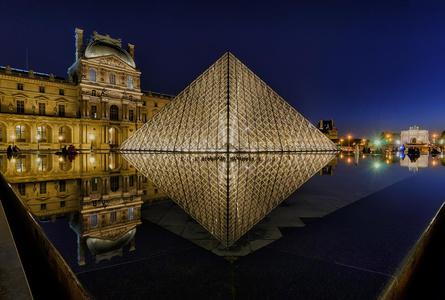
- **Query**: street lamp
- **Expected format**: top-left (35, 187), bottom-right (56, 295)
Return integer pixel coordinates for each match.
top-left (432, 133), bottom-right (438, 144)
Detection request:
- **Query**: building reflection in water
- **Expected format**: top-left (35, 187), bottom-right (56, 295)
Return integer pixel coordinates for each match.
top-left (122, 153), bottom-right (335, 250)
top-left (2, 152), bottom-right (166, 266)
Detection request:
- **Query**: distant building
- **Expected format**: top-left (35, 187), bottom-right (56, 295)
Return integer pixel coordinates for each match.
top-left (401, 126), bottom-right (429, 145)
top-left (318, 120), bottom-right (338, 140)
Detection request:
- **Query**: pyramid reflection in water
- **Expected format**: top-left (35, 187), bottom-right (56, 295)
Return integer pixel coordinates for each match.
top-left (123, 153), bottom-right (335, 247)
top-left (121, 53), bottom-right (336, 152)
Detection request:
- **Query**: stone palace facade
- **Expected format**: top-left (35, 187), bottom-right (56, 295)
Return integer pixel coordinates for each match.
top-left (0, 28), bottom-right (172, 150)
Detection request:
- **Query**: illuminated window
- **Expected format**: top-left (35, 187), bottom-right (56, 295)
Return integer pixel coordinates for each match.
top-left (89, 69), bottom-right (96, 82)
top-left (16, 100), bottom-right (24, 114)
top-left (109, 73), bottom-right (116, 85)
top-left (36, 126), bottom-right (47, 142)
top-left (90, 214), bottom-right (98, 227)
top-left (128, 207), bottom-right (134, 220)
top-left (16, 157), bottom-right (26, 173)
top-left (38, 103), bottom-right (45, 115)
top-left (37, 155), bottom-right (49, 171)
top-left (127, 76), bottom-right (133, 89)
top-left (15, 125), bottom-right (26, 141)
top-left (91, 105), bottom-right (97, 118)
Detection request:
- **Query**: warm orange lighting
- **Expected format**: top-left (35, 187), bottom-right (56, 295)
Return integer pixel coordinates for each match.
top-left (347, 135), bottom-right (352, 140)
top-left (347, 157), bottom-right (352, 164)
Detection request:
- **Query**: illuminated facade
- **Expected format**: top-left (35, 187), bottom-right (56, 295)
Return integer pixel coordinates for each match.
top-left (122, 152), bottom-right (335, 246)
top-left (121, 53), bottom-right (337, 152)
top-left (4, 152), bottom-right (167, 265)
top-left (0, 28), bottom-right (172, 150)
top-left (401, 126), bottom-right (429, 146)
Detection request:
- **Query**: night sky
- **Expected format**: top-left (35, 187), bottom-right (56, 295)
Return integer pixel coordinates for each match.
top-left (1, 0), bottom-right (444, 137)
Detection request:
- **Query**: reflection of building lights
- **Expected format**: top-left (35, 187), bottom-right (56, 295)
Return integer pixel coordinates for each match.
top-left (362, 154), bottom-right (366, 159)
top-left (340, 154), bottom-right (344, 159)
top-left (373, 161), bottom-right (381, 169)
top-left (386, 159), bottom-right (390, 164)
top-left (432, 160), bottom-right (437, 167)
top-left (347, 157), bottom-right (351, 164)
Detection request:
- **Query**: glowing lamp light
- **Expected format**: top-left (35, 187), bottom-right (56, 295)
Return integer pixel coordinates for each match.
top-left (58, 157), bottom-right (64, 162)
top-left (395, 140), bottom-right (401, 145)
top-left (374, 139), bottom-right (382, 146)
top-left (373, 161), bottom-right (382, 170)
top-left (11, 134), bottom-right (16, 141)
top-left (89, 155), bottom-right (96, 164)
top-left (440, 139), bottom-right (444, 145)
top-left (88, 133), bottom-right (95, 141)
top-left (58, 136), bottom-right (63, 141)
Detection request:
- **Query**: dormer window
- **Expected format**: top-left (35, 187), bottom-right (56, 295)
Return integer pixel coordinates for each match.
top-left (89, 69), bottom-right (96, 82)
top-left (109, 73), bottom-right (116, 85)
top-left (127, 76), bottom-right (134, 89)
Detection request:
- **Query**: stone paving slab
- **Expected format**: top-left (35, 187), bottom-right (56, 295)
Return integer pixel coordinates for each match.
top-left (0, 201), bottom-right (32, 300)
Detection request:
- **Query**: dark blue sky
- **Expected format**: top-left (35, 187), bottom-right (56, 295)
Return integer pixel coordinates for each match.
top-left (1, 0), bottom-right (444, 137)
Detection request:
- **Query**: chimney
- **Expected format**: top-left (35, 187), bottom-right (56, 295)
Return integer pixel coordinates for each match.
top-left (75, 28), bottom-right (84, 60)
top-left (128, 43), bottom-right (135, 60)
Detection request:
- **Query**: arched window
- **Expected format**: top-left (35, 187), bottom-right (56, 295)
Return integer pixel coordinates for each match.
top-left (127, 76), bottom-right (134, 89)
top-left (89, 69), bottom-right (96, 82)
top-left (110, 105), bottom-right (119, 121)
top-left (58, 126), bottom-right (72, 143)
top-left (109, 73), bottom-right (116, 85)
top-left (36, 126), bottom-right (47, 142)
top-left (15, 125), bottom-right (27, 142)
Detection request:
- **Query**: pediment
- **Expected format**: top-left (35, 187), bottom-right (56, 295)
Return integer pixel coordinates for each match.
top-left (86, 55), bottom-right (136, 71)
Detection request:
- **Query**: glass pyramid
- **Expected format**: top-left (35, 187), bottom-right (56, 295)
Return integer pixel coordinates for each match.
top-left (122, 152), bottom-right (335, 246)
top-left (121, 52), bottom-right (337, 152)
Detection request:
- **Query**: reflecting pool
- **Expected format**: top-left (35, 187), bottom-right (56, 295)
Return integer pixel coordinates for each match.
top-left (2, 152), bottom-right (445, 299)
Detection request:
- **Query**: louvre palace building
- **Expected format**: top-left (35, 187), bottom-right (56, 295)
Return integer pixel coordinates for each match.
top-left (0, 28), bottom-right (172, 151)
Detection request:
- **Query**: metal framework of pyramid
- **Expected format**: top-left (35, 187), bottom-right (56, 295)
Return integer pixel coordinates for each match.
top-left (121, 52), bottom-right (336, 152)
top-left (122, 152), bottom-right (335, 246)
